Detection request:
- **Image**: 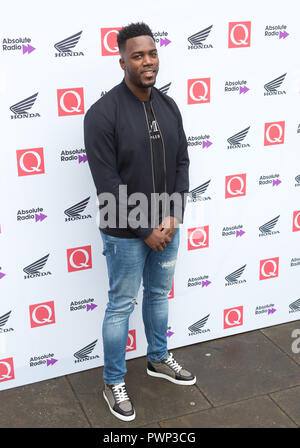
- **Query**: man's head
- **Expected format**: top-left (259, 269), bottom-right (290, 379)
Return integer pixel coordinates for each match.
top-left (118, 22), bottom-right (159, 91)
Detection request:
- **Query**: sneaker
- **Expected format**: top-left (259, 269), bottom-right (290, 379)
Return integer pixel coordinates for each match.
top-left (103, 382), bottom-right (136, 421)
top-left (147, 352), bottom-right (196, 385)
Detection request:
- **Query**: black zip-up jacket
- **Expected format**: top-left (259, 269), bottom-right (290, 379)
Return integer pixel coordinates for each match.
top-left (83, 79), bottom-right (189, 239)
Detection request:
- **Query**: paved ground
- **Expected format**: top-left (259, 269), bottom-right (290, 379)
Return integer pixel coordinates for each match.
top-left (1, 320), bottom-right (300, 428)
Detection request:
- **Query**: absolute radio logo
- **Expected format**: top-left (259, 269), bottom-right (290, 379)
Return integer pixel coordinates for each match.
top-left (264, 74), bottom-right (286, 96)
top-left (188, 180), bottom-right (211, 203)
top-left (187, 25), bottom-right (213, 50)
top-left (227, 126), bottom-right (250, 149)
top-left (264, 121), bottom-right (285, 146)
top-left (265, 24), bottom-right (289, 39)
top-left (126, 330), bottom-right (136, 352)
top-left (258, 173), bottom-right (281, 187)
top-left (73, 340), bottom-right (99, 363)
top-left (259, 215), bottom-right (280, 237)
top-left (54, 31), bottom-right (83, 57)
top-left (2, 37), bottom-right (35, 54)
top-left (225, 265), bottom-right (247, 286)
top-left (187, 134), bottom-right (213, 149)
top-left (225, 174), bottom-right (246, 198)
top-left (293, 211), bottom-right (300, 232)
top-left (57, 88), bottom-right (84, 116)
top-left (0, 311), bottom-right (14, 335)
top-left (167, 326), bottom-right (174, 338)
top-left (187, 226), bottom-right (209, 250)
top-left (187, 274), bottom-right (211, 289)
top-left (222, 224), bottom-right (245, 238)
top-left (295, 175), bottom-right (300, 187)
top-left (290, 257), bottom-right (300, 268)
top-left (224, 80), bottom-right (249, 95)
top-left (29, 353), bottom-right (58, 367)
top-left (224, 306), bottom-right (243, 329)
top-left (29, 301), bottom-right (56, 328)
top-left (69, 298), bottom-right (97, 312)
top-left (67, 246), bottom-right (92, 272)
top-left (187, 78), bottom-right (211, 104)
top-left (153, 30), bottom-right (171, 47)
top-left (60, 148), bottom-right (87, 164)
top-left (17, 206), bottom-right (47, 223)
top-left (101, 28), bottom-right (122, 56)
top-left (188, 314), bottom-right (210, 336)
top-left (64, 197), bottom-right (91, 222)
top-left (10, 92), bottom-right (39, 119)
top-left (228, 22), bottom-right (251, 48)
top-left (255, 303), bottom-right (276, 316)
top-left (259, 257), bottom-right (279, 280)
top-left (23, 254), bottom-right (51, 279)
top-left (0, 268), bottom-right (6, 280)
top-left (0, 358), bottom-right (15, 383)
top-left (16, 148), bottom-right (45, 177)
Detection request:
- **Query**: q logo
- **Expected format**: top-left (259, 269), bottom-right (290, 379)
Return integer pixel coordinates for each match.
top-left (188, 226), bottom-right (209, 251)
top-left (126, 330), bottom-right (136, 352)
top-left (57, 88), bottom-right (84, 116)
top-left (225, 173), bottom-right (246, 198)
top-left (29, 301), bottom-right (56, 328)
top-left (188, 78), bottom-right (211, 104)
top-left (224, 306), bottom-right (243, 329)
top-left (16, 148), bottom-right (45, 177)
top-left (101, 28), bottom-right (122, 56)
top-left (67, 245), bottom-right (92, 272)
top-left (264, 121), bottom-right (285, 146)
top-left (0, 358), bottom-right (15, 383)
top-left (259, 257), bottom-right (279, 280)
top-left (293, 211), bottom-right (300, 232)
top-left (228, 22), bottom-right (251, 48)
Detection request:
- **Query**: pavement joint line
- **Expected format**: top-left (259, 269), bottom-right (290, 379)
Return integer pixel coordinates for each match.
top-left (258, 328), bottom-right (300, 368)
top-left (65, 375), bottom-right (93, 428)
top-left (267, 392), bottom-right (299, 428)
top-left (194, 383), bottom-right (214, 408)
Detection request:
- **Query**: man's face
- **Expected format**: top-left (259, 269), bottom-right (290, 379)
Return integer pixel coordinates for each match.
top-left (120, 35), bottom-right (159, 89)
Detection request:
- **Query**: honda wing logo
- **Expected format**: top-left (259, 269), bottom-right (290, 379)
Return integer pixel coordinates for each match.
top-left (23, 254), bottom-right (50, 278)
top-left (64, 197), bottom-right (90, 218)
top-left (188, 314), bottom-right (210, 335)
top-left (188, 25), bottom-right (213, 48)
top-left (54, 31), bottom-right (82, 53)
top-left (227, 126), bottom-right (250, 147)
top-left (188, 180), bottom-right (210, 201)
top-left (225, 265), bottom-right (246, 284)
top-left (10, 92), bottom-right (38, 116)
top-left (259, 215), bottom-right (280, 234)
top-left (74, 340), bottom-right (98, 362)
top-left (264, 73), bottom-right (286, 93)
top-left (158, 82), bottom-right (171, 95)
top-left (0, 311), bottom-right (11, 328)
top-left (289, 299), bottom-right (300, 313)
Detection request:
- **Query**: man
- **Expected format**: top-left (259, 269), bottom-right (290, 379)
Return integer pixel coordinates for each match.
top-left (84, 22), bottom-right (195, 422)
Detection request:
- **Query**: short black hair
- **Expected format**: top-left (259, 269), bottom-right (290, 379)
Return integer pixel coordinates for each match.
top-left (117, 22), bottom-right (154, 53)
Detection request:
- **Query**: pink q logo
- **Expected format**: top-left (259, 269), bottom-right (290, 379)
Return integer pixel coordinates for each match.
top-left (187, 78), bottom-right (211, 104)
top-left (259, 257), bottom-right (279, 280)
top-left (126, 330), bottom-right (136, 352)
top-left (224, 306), bottom-right (243, 329)
top-left (0, 358), bottom-right (15, 383)
top-left (264, 121), bottom-right (285, 146)
top-left (225, 174), bottom-right (246, 198)
top-left (29, 301), bottom-right (56, 328)
top-left (228, 22), bottom-right (251, 48)
top-left (16, 148), bottom-right (45, 177)
top-left (188, 226), bottom-right (209, 251)
top-left (293, 211), bottom-right (300, 232)
top-left (57, 88), bottom-right (84, 116)
top-left (67, 245), bottom-right (92, 272)
top-left (101, 28), bottom-right (122, 56)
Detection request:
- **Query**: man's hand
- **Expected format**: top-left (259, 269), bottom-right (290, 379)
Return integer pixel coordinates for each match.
top-left (144, 217), bottom-right (179, 252)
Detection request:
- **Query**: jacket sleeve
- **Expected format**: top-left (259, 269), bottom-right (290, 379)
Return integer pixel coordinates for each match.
top-left (84, 104), bottom-right (153, 239)
top-left (170, 104), bottom-right (190, 223)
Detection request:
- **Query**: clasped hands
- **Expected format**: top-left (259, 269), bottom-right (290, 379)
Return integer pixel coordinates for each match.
top-left (144, 216), bottom-right (179, 252)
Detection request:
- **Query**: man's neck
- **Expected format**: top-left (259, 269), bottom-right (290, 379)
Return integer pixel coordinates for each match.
top-left (124, 77), bottom-right (151, 102)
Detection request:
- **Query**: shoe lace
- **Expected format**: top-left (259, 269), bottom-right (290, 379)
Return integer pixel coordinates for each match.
top-left (112, 383), bottom-right (129, 404)
top-left (165, 353), bottom-right (182, 373)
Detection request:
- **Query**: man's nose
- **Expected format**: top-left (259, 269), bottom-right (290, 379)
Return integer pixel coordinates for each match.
top-left (143, 54), bottom-right (153, 65)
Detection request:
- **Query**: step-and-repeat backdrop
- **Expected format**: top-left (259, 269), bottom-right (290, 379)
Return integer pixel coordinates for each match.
top-left (0, 0), bottom-right (299, 390)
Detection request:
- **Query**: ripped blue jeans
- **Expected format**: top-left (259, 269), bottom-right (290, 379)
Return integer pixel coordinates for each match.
top-left (100, 228), bottom-right (179, 385)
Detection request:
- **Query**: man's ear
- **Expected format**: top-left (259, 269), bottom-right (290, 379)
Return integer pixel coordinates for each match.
top-left (119, 57), bottom-right (126, 71)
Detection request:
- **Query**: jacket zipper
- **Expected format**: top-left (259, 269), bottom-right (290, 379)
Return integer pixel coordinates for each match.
top-left (142, 102), bottom-right (156, 225)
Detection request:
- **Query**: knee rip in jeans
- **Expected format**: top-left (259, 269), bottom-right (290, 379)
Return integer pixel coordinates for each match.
top-left (160, 259), bottom-right (176, 270)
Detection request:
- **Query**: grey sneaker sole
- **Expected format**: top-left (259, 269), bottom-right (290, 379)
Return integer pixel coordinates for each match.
top-left (147, 368), bottom-right (196, 385)
top-left (103, 391), bottom-right (136, 422)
